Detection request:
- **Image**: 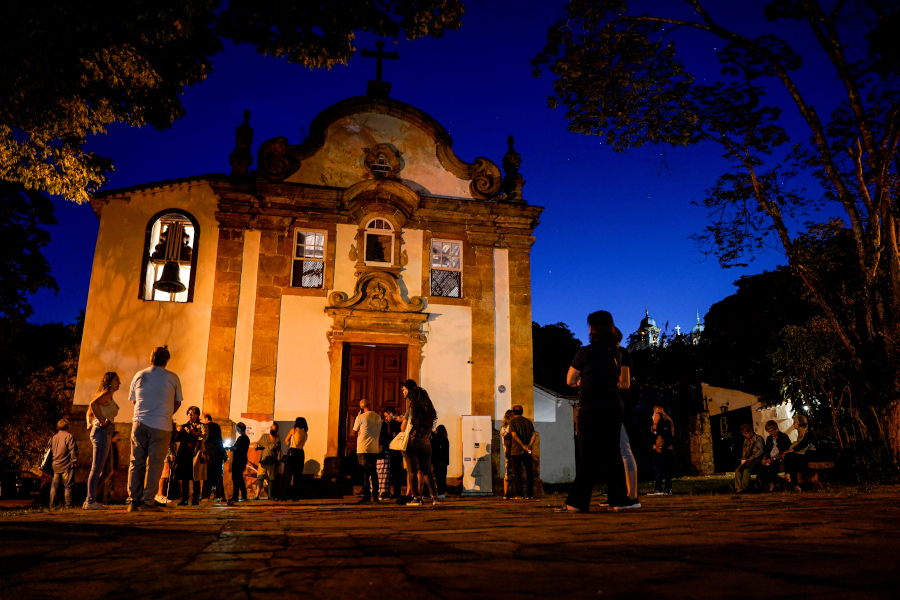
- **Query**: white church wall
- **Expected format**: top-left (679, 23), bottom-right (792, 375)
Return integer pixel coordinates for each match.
top-left (533, 385), bottom-right (577, 484)
top-left (229, 230), bottom-right (261, 424)
top-left (274, 295), bottom-right (333, 475)
top-left (493, 248), bottom-right (512, 420)
top-left (421, 304), bottom-right (473, 479)
top-left (399, 228), bottom-right (423, 298)
top-left (285, 113), bottom-right (473, 198)
top-left (333, 224), bottom-right (358, 295)
top-left (74, 183), bottom-right (219, 424)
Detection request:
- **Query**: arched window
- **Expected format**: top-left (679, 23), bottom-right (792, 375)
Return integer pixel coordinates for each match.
top-left (364, 218), bottom-right (394, 265)
top-left (140, 210), bottom-right (200, 302)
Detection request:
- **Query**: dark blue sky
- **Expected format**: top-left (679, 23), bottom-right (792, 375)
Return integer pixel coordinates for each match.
top-left (29, 0), bottom-right (841, 343)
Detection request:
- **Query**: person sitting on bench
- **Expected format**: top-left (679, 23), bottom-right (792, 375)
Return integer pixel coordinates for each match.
top-left (734, 423), bottom-right (765, 493)
top-left (783, 414), bottom-right (818, 492)
top-left (758, 420), bottom-right (791, 492)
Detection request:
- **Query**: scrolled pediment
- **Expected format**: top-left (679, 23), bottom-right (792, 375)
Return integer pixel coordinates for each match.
top-left (327, 270), bottom-right (426, 313)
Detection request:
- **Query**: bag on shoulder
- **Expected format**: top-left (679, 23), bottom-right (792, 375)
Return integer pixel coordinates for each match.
top-left (40, 439), bottom-right (53, 474)
top-left (389, 412), bottom-right (412, 452)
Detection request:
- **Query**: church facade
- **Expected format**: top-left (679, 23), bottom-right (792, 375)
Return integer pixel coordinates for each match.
top-left (72, 90), bottom-right (543, 482)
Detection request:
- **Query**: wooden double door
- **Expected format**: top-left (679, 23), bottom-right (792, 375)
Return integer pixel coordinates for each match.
top-left (340, 344), bottom-right (407, 461)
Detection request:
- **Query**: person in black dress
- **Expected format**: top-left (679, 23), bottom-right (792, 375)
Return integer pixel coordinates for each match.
top-left (562, 310), bottom-right (631, 512)
top-left (228, 422), bottom-right (250, 505)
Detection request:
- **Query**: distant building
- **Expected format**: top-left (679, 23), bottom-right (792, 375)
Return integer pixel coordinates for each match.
top-left (690, 311), bottom-right (705, 345)
top-left (627, 307), bottom-right (704, 351)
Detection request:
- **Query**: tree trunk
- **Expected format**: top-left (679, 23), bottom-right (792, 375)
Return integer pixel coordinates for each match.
top-left (881, 400), bottom-right (900, 462)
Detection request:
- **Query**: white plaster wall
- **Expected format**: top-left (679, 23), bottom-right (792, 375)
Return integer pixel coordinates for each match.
top-left (399, 228), bottom-right (423, 299)
top-left (493, 248), bottom-right (511, 420)
top-left (73, 183), bottom-right (219, 423)
top-left (230, 230), bottom-right (261, 423)
top-left (286, 113), bottom-right (473, 198)
top-left (421, 304), bottom-right (473, 479)
top-left (274, 295), bottom-right (333, 475)
top-left (333, 224), bottom-right (359, 295)
top-left (533, 386), bottom-right (577, 484)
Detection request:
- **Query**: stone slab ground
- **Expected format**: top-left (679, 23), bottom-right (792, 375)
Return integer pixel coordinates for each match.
top-left (2, 487), bottom-right (899, 600)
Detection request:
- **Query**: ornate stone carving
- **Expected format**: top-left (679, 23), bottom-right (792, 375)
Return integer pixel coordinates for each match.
top-left (229, 109), bottom-right (254, 176)
top-left (349, 244), bottom-right (358, 262)
top-left (470, 157), bottom-right (503, 200)
top-left (400, 249), bottom-right (409, 266)
top-left (258, 137), bottom-right (302, 181)
top-left (363, 143), bottom-right (403, 179)
top-left (500, 135), bottom-right (526, 203)
top-left (327, 270), bottom-right (426, 313)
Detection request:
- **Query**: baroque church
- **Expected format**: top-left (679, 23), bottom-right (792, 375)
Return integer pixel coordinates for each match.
top-left (629, 308), bottom-right (705, 351)
top-left (72, 61), bottom-right (543, 486)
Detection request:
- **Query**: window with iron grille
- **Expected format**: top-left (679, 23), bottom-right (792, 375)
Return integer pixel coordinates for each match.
top-left (292, 230), bottom-right (326, 288)
top-left (430, 239), bottom-right (462, 298)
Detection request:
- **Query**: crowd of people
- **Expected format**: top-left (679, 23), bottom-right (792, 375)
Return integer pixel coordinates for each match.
top-left (44, 320), bottom-right (815, 512)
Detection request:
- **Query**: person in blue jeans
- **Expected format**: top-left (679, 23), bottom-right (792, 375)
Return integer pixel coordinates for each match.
top-left (49, 419), bottom-right (78, 509)
top-left (85, 372), bottom-right (120, 510)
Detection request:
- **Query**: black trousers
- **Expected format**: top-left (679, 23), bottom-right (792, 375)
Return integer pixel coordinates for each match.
top-left (280, 449), bottom-right (305, 501)
top-left (566, 404), bottom-right (627, 511)
top-left (508, 453), bottom-right (534, 498)
top-left (758, 458), bottom-right (784, 488)
top-left (358, 452), bottom-right (379, 498)
top-left (389, 449), bottom-right (404, 497)
top-left (231, 462), bottom-right (247, 501)
top-left (180, 478), bottom-right (201, 503)
top-left (434, 465), bottom-right (448, 495)
top-left (202, 452), bottom-right (225, 500)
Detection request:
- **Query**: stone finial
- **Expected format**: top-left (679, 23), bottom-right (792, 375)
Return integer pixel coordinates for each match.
top-left (230, 109), bottom-right (254, 176)
top-left (500, 135), bottom-right (525, 203)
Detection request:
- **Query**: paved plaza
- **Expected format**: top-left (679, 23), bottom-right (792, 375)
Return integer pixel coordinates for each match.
top-left (2, 487), bottom-right (899, 600)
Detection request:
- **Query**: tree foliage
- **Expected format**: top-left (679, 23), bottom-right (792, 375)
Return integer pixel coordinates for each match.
top-left (1, 1), bottom-right (464, 203)
top-left (0, 319), bottom-right (81, 470)
top-left (534, 0), bottom-right (900, 455)
top-left (532, 321), bottom-right (583, 395)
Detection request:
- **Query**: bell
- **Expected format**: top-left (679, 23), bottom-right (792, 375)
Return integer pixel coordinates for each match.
top-left (154, 261), bottom-right (186, 294)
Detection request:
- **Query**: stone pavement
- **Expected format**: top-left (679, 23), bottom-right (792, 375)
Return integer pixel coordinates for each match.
top-left (2, 488), bottom-right (899, 600)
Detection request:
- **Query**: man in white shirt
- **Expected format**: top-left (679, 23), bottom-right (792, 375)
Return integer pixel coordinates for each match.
top-left (352, 399), bottom-right (383, 503)
top-left (127, 346), bottom-right (183, 512)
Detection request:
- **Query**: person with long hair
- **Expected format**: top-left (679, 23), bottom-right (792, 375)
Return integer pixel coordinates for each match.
top-left (399, 379), bottom-right (439, 506)
top-left (175, 405), bottom-right (207, 505)
top-left (561, 311), bottom-right (631, 512)
top-left (500, 409), bottom-right (514, 498)
top-left (281, 417), bottom-right (308, 501)
top-left (85, 372), bottom-right (120, 509)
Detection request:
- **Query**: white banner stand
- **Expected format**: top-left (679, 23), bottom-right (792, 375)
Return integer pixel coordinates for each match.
top-left (461, 415), bottom-right (493, 496)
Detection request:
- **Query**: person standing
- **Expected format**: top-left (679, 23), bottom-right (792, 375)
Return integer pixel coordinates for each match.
top-left (201, 413), bottom-right (225, 503)
top-left (175, 406), bottom-right (207, 506)
top-left (562, 311), bottom-right (631, 512)
top-left (49, 419), bottom-right (78, 509)
top-left (399, 379), bottom-right (439, 506)
top-left (228, 422), bottom-right (250, 505)
top-left (734, 423), bottom-right (765, 493)
top-left (85, 372), bottom-right (120, 509)
top-left (254, 423), bottom-right (281, 500)
top-left (127, 346), bottom-right (183, 512)
top-left (499, 410), bottom-right (514, 498)
top-left (384, 407), bottom-right (404, 498)
top-left (614, 328), bottom-right (640, 509)
top-left (650, 404), bottom-right (675, 496)
top-left (376, 414), bottom-right (392, 501)
top-left (281, 417), bottom-right (308, 501)
top-left (506, 406), bottom-right (536, 500)
top-left (353, 399), bottom-right (383, 503)
top-left (431, 425), bottom-right (450, 499)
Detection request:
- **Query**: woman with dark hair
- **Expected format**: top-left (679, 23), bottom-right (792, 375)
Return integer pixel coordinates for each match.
top-left (399, 379), bottom-right (439, 506)
top-left (175, 405), bottom-right (207, 506)
top-left (85, 372), bottom-right (120, 510)
top-left (560, 310), bottom-right (632, 512)
top-left (280, 417), bottom-right (308, 501)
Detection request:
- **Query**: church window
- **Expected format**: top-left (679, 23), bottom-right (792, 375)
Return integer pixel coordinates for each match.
top-left (140, 211), bottom-right (199, 303)
top-left (430, 239), bottom-right (462, 298)
top-left (371, 154), bottom-right (392, 178)
top-left (364, 218), bottom-right (394, 265)
top-left (292, 230), bottom-right (326, 288)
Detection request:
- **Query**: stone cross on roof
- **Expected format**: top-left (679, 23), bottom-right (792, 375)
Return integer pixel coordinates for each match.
top-left (360, 40), bottom-right (400, 82)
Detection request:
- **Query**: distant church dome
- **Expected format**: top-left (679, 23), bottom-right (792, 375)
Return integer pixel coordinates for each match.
top-left (691, 311), bottom-right (705, 335)
top-left (640, 307), bottom-right (657, 329)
